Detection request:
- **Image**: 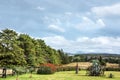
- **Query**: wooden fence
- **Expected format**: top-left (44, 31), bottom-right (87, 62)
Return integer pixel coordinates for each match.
top-left (0, 68), bottom-right (13, 78)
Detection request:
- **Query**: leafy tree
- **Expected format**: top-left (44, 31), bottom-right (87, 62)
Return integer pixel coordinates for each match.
top-left (33, 39), bottom-right (46, 65)
top-left (73, 56), bottom-right (81, 62)
top-left (0, 28), bottom-right (62, 68)
top-left (58, 49), bottom-right (70, 64)
top-left (0, 29), bottom-right (26, 67)
top-left (118, 59), bottom-right (120, 68)
top-left (49, 49), bottom-right (61, 64)
top-left (99, 56), bottom-right (106, 66)
top-left (18, 34), bottom-right (36, 66)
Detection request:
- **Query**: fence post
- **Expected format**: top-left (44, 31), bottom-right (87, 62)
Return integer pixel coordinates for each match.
top-left (2, 67), bottom-right (6, 78)
top-left (75, 63), bottom-right (79, 74)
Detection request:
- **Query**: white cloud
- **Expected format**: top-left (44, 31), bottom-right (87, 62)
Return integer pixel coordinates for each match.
top-left (91, 3), bottom-right (120, 16)
top-left (42, 36), bottom-right (120, 54)
top-left (36, 6), bottom-right (45, 11)
top-left (75, 17), bottom-right (105, 31)
top-left (42, 36), bottom-right (70, 48)
top-left (43, 16), bottom-right (65, 33)
top-left (97, 19), bottom-right (106, 27)
top-left (48, 24), bottom-right (65, 32)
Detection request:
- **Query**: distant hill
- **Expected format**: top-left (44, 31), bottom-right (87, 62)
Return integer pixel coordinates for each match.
top-left (68, 53), bottom-right (120, 57)
top-left (78, 53), bottom-right (120, 57)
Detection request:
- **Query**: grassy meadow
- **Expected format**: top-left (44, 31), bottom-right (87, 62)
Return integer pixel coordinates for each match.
top-left (0, 71), bottom-right (120, 80)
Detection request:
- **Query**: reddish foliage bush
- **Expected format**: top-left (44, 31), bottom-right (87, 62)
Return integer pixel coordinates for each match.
top-left (43, 63), bottom-right (56, 72)
top-left (37, 63), bottom-right (56, 74)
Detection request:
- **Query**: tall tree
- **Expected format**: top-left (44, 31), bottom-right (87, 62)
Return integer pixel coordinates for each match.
top-left (33, 39), bottom-right (47, 65)
top-left (0, 28), bottom-right (62, 67)
top-left (48, 47), bottom-right (61, 64)
top-left (58, 49), bottom-right (70, 64)
top-left (18, 34), bottom-right (36, 66)
top-left (0, 29), bottom-right (26, 67)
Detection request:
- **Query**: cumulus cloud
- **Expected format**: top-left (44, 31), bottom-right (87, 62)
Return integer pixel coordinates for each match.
top-left (42, 36), bottom-right (71, 49)
top-left (42, 36), bottom-right (120, 54)
top-left (75, 17), bottom-right (105, 31)
top-left (91, 3), bottom-right (120, 16)
top-left (48, 24), bottom-right (65, 32)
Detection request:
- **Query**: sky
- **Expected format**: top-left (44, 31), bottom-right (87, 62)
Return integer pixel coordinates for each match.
top-left (0, 0), bottom-right (120, 54)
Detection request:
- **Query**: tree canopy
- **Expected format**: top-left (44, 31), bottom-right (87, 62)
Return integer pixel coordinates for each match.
top-left (0, 29), bottom-right (68, 67)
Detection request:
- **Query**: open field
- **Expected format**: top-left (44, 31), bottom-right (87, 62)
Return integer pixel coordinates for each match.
top-left (62, 62), bottom-right (119, 69)
top-left (0, 71), bottom-right (120, 80)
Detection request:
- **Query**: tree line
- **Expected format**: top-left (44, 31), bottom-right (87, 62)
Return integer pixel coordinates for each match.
top-left (0, 29), bottom-right (70, 68)
top-left (72, 54), bottom-right (120, 64)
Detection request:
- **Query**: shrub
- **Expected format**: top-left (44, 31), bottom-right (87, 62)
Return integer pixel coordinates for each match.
top-left (13, 66), bottom-right (27, 75)
top-left (106, 67), bottom-right (120, 71)
top-left (37, 63), bottom-right (56, 74)
top-left (43, 63), bottom-right (56, 72)
top-left (57, 66), bottom-right (78, 71)
top-left (108, 73), bottom-right (114, 78)
top-left (28, 67), bottom-right (35, 73)
top-left (86, 60), bottom-right (105, 76)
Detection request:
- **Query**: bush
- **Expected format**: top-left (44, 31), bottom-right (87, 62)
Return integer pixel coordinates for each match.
top-left (37, 63), bottom-right (56, 74)
top-left (108, 73), bottom-right (114, 78)
top-left (106, 67), bottom-right (120, 71)
top-left (57, 66), bottom-right (78, 71)
top-left (86, 60), bottom-right (105, 76)
top-left (13, 66), bottom-right (27, 75)
top-left (28, 67), bottom-right (35, 73)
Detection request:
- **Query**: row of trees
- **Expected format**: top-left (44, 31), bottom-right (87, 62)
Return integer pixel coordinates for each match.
top-left (0, 29), bottom-right (69, 67)
top-left (72, 54), bottom-right (120, 64)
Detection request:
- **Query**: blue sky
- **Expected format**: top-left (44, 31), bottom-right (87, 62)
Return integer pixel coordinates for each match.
top-left (0, 0), bottom-right (120, 54)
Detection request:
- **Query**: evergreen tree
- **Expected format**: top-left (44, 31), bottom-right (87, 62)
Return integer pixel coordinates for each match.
top-left (86, 60), bottom-right (104, 76)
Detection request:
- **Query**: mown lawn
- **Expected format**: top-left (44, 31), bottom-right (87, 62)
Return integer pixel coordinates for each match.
top-left (0, 71), bottom-right (120, 80)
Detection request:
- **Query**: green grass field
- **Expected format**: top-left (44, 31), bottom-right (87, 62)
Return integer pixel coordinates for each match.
top-left (0, 71), bottom-right (120, 80)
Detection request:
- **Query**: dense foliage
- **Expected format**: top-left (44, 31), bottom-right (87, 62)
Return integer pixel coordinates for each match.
top-left (58, 49), bottom-right (70, 64)
top-left (108, 73), bottom-right (114, 78)
top-left (106, 67), bottom-right (120, 71)
top-left (13, 66), bottom-right (27, 75)
top-left (72, 54), bottom-right (120, 64)
top-left (86, 60), bottom-right (104, 76)
top-left (0, 29), bottom-right (26, 67)
top-left (57, 66), bottom-right (76, 71)
top-left (37, 63), bottom-right (56, 74)
top-left (0, 29), bottom-right (69, 67)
